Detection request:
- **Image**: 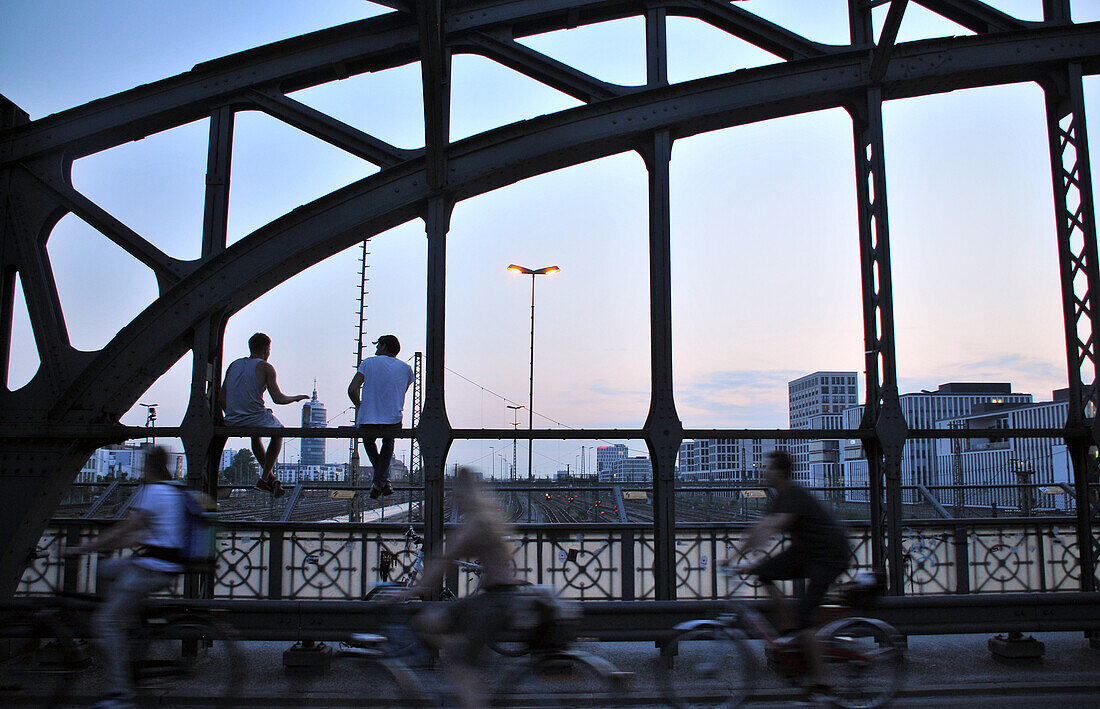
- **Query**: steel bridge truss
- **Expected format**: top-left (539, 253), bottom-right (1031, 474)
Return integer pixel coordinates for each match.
top-left (1, 0), bottom-right (1099, 598)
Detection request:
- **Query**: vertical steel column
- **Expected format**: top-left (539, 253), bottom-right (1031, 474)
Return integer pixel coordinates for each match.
top-left (182, 106), bottom-right (233, 599)
top-left (183, 106), bottom-right (233, 487)
top-left (849, 89), bottom-right (907, 593)
top-left (1042, 61), bottom-right (1100, 592)
top-left (849, 2), bottom-right (908, 592)
top-left (642, 7), bottom-right (682, 601)
top-left (420, 198), bottom-right (453, 563)
top-left (415, 0), bottom-right (453, 567)
top-left (0, 99), bottom-right (24, 385)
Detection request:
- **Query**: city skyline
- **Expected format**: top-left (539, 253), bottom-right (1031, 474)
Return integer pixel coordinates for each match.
top-left (3, 1), bottom-right (1097, 476)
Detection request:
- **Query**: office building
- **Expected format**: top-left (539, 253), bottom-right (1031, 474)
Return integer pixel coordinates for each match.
top-left (300, 386), bottom-right (326, 466)
top-left (677, 438), bottom-right (782, 482)
top-left (841, 382), bottom-right (1033, 501)
top-left (78, 443), bottom-right (186, 483)
top-left (935, 393), bottom-right (1071, 511)
top-left (600, 456), bottom-right (653, 483)
top-left (596, 444), bottom-right (628, 474)
top-left (788, 372), bottom-right (859, 488)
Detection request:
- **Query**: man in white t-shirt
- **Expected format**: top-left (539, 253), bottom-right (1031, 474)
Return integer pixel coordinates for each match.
top-left (347, 334), bottom-right (414, 499)
top-left (65, 447), bottom-right (186, 709)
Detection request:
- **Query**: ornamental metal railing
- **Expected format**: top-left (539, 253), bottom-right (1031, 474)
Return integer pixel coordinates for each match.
top-left (20, 517), bottom-right (1087, 601)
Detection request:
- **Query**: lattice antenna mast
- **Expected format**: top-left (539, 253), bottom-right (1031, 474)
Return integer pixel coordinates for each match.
top-left (410, 352), bottom-right (423, 486)
top-left (950, 420), bottom-right (964, 516)
top-left (348, 239), bottom-right (370, 522)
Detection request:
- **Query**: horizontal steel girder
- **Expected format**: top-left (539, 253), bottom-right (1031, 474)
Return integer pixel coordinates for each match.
top-left (3, 22), bottom-right (1098, 428)
top-left (4, 592), bottom-right (1099, 642)
top-left (0, 3), bottom-right (1094, 165)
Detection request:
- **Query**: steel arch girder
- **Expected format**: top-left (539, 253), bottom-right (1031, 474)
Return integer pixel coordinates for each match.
top-left (0, 0), bottom-right (1089, 166)
top-left (6, 21), bottom-right (1097, 431)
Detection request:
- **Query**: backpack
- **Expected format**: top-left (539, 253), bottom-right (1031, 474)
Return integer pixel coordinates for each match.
top-left (143, 482), bottom-right (221, 572)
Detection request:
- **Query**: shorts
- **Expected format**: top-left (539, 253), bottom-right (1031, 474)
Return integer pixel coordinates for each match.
top-left (753, 549), bottom-right (847, 629)
top-left (225, 409), bottom-right (282, 428)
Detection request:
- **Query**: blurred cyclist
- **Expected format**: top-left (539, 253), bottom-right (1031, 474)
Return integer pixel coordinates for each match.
top-left (404, 467), bottom-right (524, 709)
top-left (65, 446), bottom-right (186, 709)
top-left (727, 449), bottom-right (851, 695)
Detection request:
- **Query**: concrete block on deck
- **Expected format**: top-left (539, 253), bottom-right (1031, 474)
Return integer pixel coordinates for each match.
top-left (283, 640), bottom-right (332, 677)
top-left (988, 631), bottom-right (1045, 660)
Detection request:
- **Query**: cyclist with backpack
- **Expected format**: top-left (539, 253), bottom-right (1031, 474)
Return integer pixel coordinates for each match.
top-left (65, 446), bottom-right (208, 709)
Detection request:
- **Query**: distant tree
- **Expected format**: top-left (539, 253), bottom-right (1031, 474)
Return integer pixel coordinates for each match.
top-left (220, 449), bottom-right (258, 486)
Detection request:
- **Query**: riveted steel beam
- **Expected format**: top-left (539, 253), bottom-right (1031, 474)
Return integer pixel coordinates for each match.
top-left (416, 0), bottom-right (454, 569)
top-left (870, 0), bottom-right (908, 84)
top-left (847, 0), bottom-right (908, 590)
top-left (245, 89), bottom-right (415, 168)
top-left (1043, 61), bottom-right (1100, 592)
top-left (458, 30), bottom-right (630, 103)
top-left (680, 0), bottom-right (832, 60)
top-left (642, 7), bottom-right (681, 602)
top-left (419, 196), bottom-right (455, 569)
top-left (2, 0), bottom-right (1080, 169)
top-left (21, 157), bottom-right (189, 293)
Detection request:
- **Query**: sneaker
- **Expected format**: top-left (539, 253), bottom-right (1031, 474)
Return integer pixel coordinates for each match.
top-left (272, 479), bottom-right (287, 498)
top-left (254, 477), bottom-right (275, 493)
top-left (380, 482), bottom-right (395, 497)
top-left (369, 485), bottom-right (382, 500)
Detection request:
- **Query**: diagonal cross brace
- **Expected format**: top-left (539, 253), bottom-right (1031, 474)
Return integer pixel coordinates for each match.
top-left (246, 90), bottom-right (416, 168)
top-left (684, 0), bottom-right (831, 59)
top-left (460, 30), bottom-right (630, 103)
top-left (914, 0), bottom-right (1031, 33)
top-left (870, 0), bottom-right (909, 84)
top-left (23, 162), bottom-right (190, 293)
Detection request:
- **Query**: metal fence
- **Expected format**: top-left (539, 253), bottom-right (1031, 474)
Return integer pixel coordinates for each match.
top-left (21, 518), bottom-right (1090, 601)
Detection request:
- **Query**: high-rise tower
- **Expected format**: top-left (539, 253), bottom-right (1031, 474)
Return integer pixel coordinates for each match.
top-left (301, 383), bottom-right (326, 465)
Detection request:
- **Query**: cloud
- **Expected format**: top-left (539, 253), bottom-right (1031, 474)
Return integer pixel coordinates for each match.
top-left (675, 369), bottom-right (799, 428)
top-left (898, 354), bottom-right (1066, 398)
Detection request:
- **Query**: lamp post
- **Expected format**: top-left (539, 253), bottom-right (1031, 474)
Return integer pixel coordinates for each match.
top-left (508, 264), bottom-right (560, 522)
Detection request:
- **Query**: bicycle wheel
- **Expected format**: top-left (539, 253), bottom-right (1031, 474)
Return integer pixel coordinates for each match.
top-left (658, 624), bottom-right (756, 709)
top-left (135, 616), bottom-right (244, 708)
top-left (820, 617), bottom-right (904, 709)
top-left (329, 650), bottom-right (431, 707)
top-left (494, 650), bottom-right (632, 708)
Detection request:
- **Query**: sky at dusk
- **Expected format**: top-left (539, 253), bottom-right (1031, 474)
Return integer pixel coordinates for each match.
top-left (2, 1), bottom-right (1098, 475)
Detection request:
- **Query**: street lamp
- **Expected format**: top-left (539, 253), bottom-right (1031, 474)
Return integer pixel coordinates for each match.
top-left (508, 264), bottom-right (560, 522)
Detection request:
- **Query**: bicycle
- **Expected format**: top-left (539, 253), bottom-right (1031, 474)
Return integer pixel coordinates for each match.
top-left (367, 526), bottom-right (529, 656)
top-left (659, 567), bottom-right (905, 709)
top-left (0, 590), bottom-right (244, 708)
top-left (329, 585), bottom-right (633, 708)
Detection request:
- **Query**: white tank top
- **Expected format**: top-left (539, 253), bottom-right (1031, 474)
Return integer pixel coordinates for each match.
top-left (224, 358), bottom-right (265, 422)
